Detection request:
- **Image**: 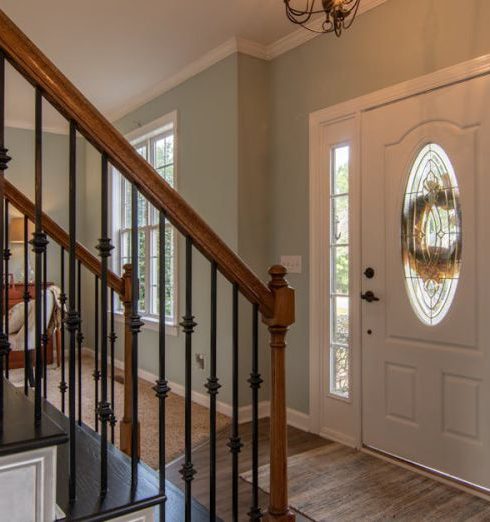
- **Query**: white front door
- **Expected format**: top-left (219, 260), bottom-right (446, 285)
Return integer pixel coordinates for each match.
top-left (362, 74), bottom-right (490, 488)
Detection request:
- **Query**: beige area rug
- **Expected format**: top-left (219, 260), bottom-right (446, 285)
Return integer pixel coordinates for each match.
top-left (241, 442), bottom-right (490, 521)
top-left (10, 353), bottom-right (230, 470)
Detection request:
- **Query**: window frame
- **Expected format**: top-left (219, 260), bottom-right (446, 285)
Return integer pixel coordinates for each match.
top-left (110, 111), bottom-right (179, 333)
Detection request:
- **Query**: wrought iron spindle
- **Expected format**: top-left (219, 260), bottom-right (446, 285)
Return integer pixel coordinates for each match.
top-left (154, 211), bottom-right (170, 520)
top-left (180, 236), bottom-right (197, 521)
top-left (77, 259), bottom-right (83, 426)
top-left (32, 87), bottom-right (47, 426)
top-left (59, 247), bottom-right (67, 413)
top-left (109, 288), bottom-right (117, 444)
top-left (23, 217), bottom-right (31, 394)
top-left (96, 153), bottom-right (113, 495)
top-left (4, 200), bottom-right (10, 379)
top-left (130, 183), bottom-right (143, 485)
top-left (248, 303), bottom-right (262, 520)
top-left (229, 283), bottom-right (243, 522)
top-left (0, 51), bottom-right (9, 428)
top-left (42, 244), bottom-right (48, 397)
top-left (66, 120), bottom-right (79, 502)
top-left (205, 261), bottom-right (220, 521)
top-left (93, 275), bottom-right (100, 431)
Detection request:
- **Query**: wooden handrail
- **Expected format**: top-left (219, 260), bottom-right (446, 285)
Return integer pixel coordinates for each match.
top-left (5, 180), bottom-right (125, 297)
top-left (0, 10), bottom-right (275, 318)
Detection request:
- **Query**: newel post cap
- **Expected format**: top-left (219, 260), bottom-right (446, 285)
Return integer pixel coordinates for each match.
top-left (264, 265), bottom-right (295, 328)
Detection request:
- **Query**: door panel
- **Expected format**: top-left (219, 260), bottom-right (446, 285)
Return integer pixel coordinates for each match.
top-left (362, 75), bottom-right (490, 488)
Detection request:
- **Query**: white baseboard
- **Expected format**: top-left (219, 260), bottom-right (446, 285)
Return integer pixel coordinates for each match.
top-left (319, 427), bottom-right (357, 448)
top-left (81, 347), bottom-right (311, 429)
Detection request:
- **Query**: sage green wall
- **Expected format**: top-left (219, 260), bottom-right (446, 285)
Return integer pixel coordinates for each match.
top-left (269, 0), bottom-right (490, 413)
top-left (82, 54), bottom-right (250, 405)
top-left (237, 53), bottom-right (272, 402)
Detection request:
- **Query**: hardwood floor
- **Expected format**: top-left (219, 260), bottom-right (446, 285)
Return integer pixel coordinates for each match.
top-left (166, 418), bottom-right (328, 521)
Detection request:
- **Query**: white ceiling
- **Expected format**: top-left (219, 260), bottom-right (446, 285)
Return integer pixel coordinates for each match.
top-left (0, 0), bottom-right (298, 129)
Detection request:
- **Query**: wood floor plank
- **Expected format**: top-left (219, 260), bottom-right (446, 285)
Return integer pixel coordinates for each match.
top-left (166, 418), bottom-right (328, 521)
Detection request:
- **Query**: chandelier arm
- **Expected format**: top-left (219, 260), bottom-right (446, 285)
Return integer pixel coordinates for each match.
top-left (342, 0), bottom-right (362, 29)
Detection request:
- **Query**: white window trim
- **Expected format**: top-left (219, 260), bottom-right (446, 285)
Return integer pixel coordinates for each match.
top-left (110, 110), bottom-right (179, 336)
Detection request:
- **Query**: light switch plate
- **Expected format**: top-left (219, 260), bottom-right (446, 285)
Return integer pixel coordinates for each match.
top-left (280, 255), bottom-right (302, 274)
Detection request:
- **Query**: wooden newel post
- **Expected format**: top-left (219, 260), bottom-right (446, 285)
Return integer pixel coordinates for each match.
top-left (119, 264), bottom-right (140, 456)
top-left (263, 265), bottom-right (295, 522)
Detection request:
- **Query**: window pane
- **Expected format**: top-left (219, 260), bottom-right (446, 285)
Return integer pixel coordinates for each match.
top-left (137, 229), bottom-right (146, 312)
top-left (165, 225), bottom-right (175, 319)
top-left (332, 296), bottom-right (349, 345)
top-left (332, 195), bottom-right (349, 245)
top-left (123, 178), bottom-right (132, 229)
top-left (333, 146), bottom-right (349, 195)
top-left (332, 246), bottom-right (349, 295)
top-left (136, 144), bottom-right (148, 160)
top-left (331, 345), bottom-right (349, 397)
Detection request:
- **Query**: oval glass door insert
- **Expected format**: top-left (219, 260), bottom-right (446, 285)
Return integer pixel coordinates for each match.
top-left (401, 143), bottom-right (462, 325)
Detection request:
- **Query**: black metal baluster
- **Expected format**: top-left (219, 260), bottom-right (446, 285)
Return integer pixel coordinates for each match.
top-left (42, 243), bottom-right (48, 397)
top-left (154, 211), bottom-right (170, 521)
top-left (205, 261), bottom-right (220, 521)
top-left (109, 288), bottom-right (117, 444)
top-left (77, 259), bottom-right (83, 426)
top-left (32, 88), bottom-right (46, 426)
top-left (229, 284), bottom-right (243, 522)
top-left (0, 51), bottom-right (10, 429)
top-left (23, 217), bottom-right (31, 395)
top-left (59, 247), bottom-right (67, 413)
top-left (180, 236), bottom-right (197, 521)
top-left (248, 304), bottom-right (262, 520)
top-left (4, 200), bottom-right (10, 379)
top-left (66, 120), bottom-right (79, 501)
top-left (93, 275), bottom-right (100, 432)
top-left (130, 183), bottom-right (143, 486)
top-left (96, 153), bottom-right (113, 496)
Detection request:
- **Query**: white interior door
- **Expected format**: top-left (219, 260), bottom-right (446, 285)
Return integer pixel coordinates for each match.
top-left (362, 74), bottom-right (490, 488)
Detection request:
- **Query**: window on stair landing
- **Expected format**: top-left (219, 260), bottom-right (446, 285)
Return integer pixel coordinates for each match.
top-left (111, 112), bottom-right (177, 326)
top-left (329, 145), bottom-right (350, 399)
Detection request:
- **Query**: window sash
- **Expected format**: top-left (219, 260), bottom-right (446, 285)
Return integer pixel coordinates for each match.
top-left (112, 124), bottom-right (176, 325)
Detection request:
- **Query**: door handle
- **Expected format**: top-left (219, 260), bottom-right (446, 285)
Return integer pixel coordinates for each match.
top-left (361, 291), bottom-right (380, 303)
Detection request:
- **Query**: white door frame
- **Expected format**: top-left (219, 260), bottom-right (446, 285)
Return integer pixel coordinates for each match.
top-left (309, 53), bottom-right (490, 447)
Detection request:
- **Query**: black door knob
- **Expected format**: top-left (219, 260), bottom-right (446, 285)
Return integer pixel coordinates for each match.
top-left (361, 291), bottom-right (380, 303)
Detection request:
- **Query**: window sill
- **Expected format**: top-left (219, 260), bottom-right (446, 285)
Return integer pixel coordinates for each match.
top-left (113, 311), bottom-right (179, 337)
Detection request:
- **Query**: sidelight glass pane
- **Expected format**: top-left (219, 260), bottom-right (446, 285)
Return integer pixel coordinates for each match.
top-left (330, 145), bottom-right (350, 399)
top-left (331, 345), bottom-right (349, 397)
top-left (332, 195), bottom-right (349, 245)
top-left (333, 145), bottom-right (349, 194)
top-left (332, 296), bottom-right (349, 345)
top-left (332, 246), bottom-right (349, 295)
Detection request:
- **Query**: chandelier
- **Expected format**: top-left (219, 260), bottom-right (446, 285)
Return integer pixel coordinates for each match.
top-left (284, 0), bottom-right (361, 37)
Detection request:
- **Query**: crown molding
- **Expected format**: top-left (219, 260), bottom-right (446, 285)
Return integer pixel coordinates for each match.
top-left (267, 0), bottom-right (388, 59)
top-left (104, 0), bottom-right (387, 121)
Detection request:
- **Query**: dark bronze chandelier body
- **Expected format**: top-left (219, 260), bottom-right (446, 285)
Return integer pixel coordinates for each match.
top-left (284, 0), bottom-right (361, 36)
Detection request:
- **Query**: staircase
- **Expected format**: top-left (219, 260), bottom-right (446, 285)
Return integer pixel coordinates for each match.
top-left (0, 9), bottom-right (295, 521)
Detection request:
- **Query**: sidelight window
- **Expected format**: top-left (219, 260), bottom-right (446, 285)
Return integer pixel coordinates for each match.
top-left (330, 145), bottom-right (350, 398)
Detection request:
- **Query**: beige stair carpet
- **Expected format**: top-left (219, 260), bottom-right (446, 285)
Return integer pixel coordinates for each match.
top-left (241, 442), bottom-right (490, 521)
top-left (10, 352), bottom-right (230, 469)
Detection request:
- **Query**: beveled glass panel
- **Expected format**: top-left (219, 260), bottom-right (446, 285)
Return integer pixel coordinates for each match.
top-left (401, 143), bottom-right (462, 325)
